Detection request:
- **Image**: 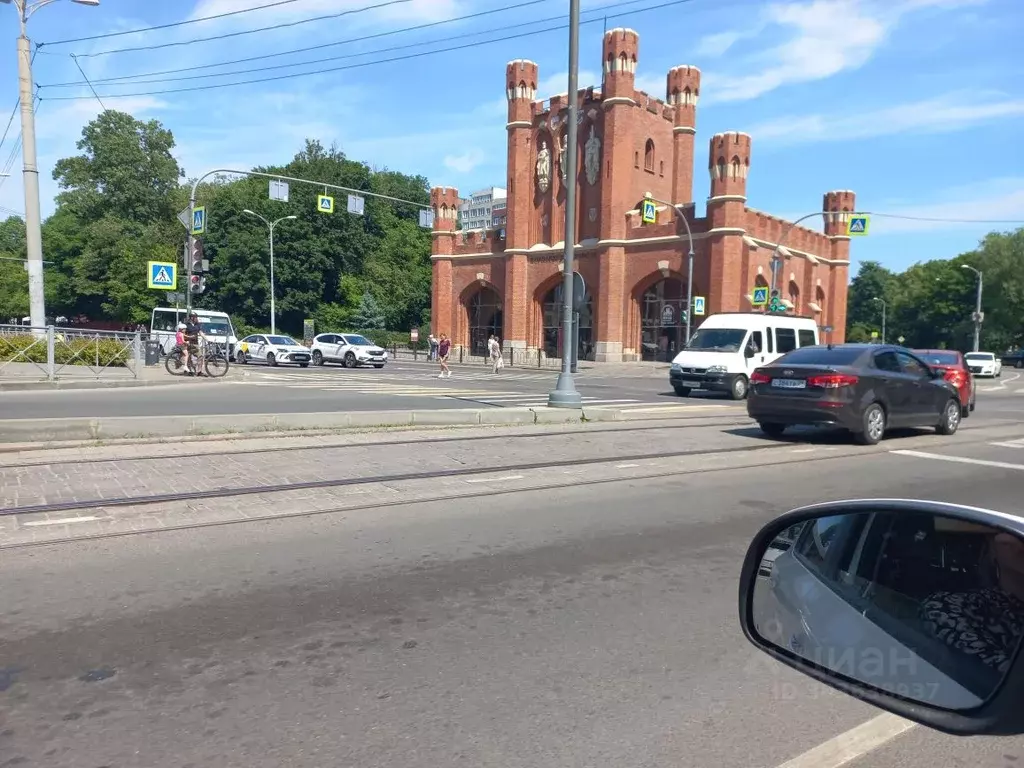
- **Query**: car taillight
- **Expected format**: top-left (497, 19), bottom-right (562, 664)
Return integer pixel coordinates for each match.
top-left (750, 370), bottom-right (771, 385)
top-left (944, 369), bottom-right (966, 386)
top-left (808, 373), bottom-right (859, 388)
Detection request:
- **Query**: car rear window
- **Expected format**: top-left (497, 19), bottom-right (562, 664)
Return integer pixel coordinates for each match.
top-left (775, 346), bottom-right (865, 365)
top-left (919, 351), bottom-right (960, 365)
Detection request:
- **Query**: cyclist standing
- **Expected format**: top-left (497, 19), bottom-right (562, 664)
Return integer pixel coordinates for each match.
top-left (183, 311), bottom-right (206, 375)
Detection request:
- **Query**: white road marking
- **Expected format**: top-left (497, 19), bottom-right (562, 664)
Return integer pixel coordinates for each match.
top-left (463, 475), bottom-right (525, 484)
top-left (616, 463), bottom-right (640, 468)
top-left (790, 448), bottom-right (815, 453)
top-left (991, 439), bottom-right (1024, 449)
top-left (891, 449), bottom-right (1024, 471)
top-left (774, 714), bottom-right (914, 768)
top-left (22, 515), bottom-right (101, 527)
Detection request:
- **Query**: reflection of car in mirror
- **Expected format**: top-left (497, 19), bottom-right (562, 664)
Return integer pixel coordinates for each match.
top-left (739, 500), bottom-right (1024, 736)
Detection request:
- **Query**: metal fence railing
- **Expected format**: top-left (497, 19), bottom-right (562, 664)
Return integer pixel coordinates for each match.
top-left (385, 344), bottom-right (571, 369)
top-left (0, 324), bottom-right (143, 381)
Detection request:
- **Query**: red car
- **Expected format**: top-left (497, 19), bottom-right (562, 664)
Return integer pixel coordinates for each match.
top-left (914, 349), bottom-right (975, 417)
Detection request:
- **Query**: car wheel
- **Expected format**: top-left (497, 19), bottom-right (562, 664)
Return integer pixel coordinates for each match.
top-left (236, 351), bottom-right (247, 365)
top-left (759, 422), bottom-right (786, 438)
top-left (936, 398), bottom-right (962, 436)
top-left (855, 402), bottom-right (886, 446)
top-left (729, 375), bottom-right (749, 401)
top-left (267, 353), bottom-right (277, 367)
top-left (996, 368), bottom-right (1002, 378)
top-left (673, 386), bottom-right (691, 397)
top-left (344, 352), bottom-right (357, 368)
top-left (969, 394), bottom-right (976, 412)
top-left (299, 363), bottom-right (309, 368)
top-left (1016, 360), bottom-right (1023, 369)
top-left (312, 350), bottom-right (323, 366)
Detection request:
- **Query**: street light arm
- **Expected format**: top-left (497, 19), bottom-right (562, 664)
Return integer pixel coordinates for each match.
top-left (767, 209), bottom-right (873, 293)
top-left (641, 194), bottom-right (697, 342)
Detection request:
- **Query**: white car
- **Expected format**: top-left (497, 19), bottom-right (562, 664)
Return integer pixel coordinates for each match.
top-left (234, 334), bottom-right (312, 367)
top-left (310, 333), bottom-right (388, 369)
top-left (964, 351), bottom-right (1002, 377)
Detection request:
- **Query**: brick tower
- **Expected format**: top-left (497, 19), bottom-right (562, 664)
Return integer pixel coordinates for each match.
top-left (705, 132), bottom-right (751, 315)
top-left (429, 186), bottom-right (459, 336)
top-left (666, 65), bottom-right (700, 206)
top-left (822, 189), bottom-right (856, 341)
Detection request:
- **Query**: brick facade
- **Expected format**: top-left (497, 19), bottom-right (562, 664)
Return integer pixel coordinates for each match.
top-left (430, 28), bottom-right (853, 362)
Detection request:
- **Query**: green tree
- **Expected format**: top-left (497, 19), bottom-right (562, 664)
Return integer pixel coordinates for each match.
top-left (351, 290), bottom-right (386, 330)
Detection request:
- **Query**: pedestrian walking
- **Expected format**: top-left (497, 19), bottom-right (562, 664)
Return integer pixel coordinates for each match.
top-left (437, 333), bottom-right (451, 378)
top-left (487, 334), bottom-right (504, 374)
top-left (428, 333), bottom-right (438, 361)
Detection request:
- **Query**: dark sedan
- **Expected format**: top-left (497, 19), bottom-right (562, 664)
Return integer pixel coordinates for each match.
top-left (746, 343), bottom-right (962, 445)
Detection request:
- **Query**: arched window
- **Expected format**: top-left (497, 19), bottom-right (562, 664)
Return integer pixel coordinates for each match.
top-left (730, 155), bottom-right (742, 180)
top-left (659, 160), bottom-right (664, 177)
top-left (815, 286), bottom-right (827, 316)
top-left (542, 284), bottom-right (593, 361)
top-left (640, 277), bottom-right (685, 362)
top-left (634, 151), bottom-right (639, 169)
top-left (788, 280), bottom-right (800, 313)
top-left (465, 286), bottom-right (503, 357)
top-left (644, 139), bottom-right (655, 172)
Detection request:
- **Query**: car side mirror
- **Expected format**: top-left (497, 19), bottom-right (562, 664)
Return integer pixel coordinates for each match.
top-left (739, 499), bottom-right (1024, 736)
top-left (744, 346), bottom-right (756, 359)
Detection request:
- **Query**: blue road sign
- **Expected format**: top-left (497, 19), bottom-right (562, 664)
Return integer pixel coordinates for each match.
top-left (641, 199), bottom-right (657, 224)
top-left (693, 296), bottom-right (706, 316)
top-left (752, 286), bottom-right (769, 306)
top-left (191, 206), bottom-right (206, 235)
top-left (147, 261), bottom-right (177, 290)
top-left (846, 215), bottom-right (870, 236)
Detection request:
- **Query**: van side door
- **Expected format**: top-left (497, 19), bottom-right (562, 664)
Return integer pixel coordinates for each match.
top-left (745, 329), bottom-right (767, 368)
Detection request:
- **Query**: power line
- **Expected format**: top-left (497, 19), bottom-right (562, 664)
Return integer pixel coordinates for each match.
top-left (872, 213), bottom-right (1024, 225)
top-left (70, 54), bottom-right (107, 111)
top-left (43, 0), bottom-right (650, 89)
top-left (73, 0), bottom-right (414, 59)
top-left (41, 0), bottom-right (307, 47)
top-left (43, 0), bottom-right (559, 87)
top-left (40, 0), bottom-right (699, 101)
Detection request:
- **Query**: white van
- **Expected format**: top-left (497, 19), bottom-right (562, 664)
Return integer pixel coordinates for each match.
top-left (669, 312), bottom-right (820, 400)
top-left (150, 307), bottom-right (239, 357)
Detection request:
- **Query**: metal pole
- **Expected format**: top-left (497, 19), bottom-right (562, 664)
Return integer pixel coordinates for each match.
top-left (268, 221), bottom-right (277, 336)
top-left (881, 301), bottom-right (886, 344)
top-left (973, 271), bottom-right (983, 353)
top-left (547, 0), bottom-right (582, 409)
top-left (16, 13), bottom-right (44, 329)
top-left (185, 234), bottom-right (193, 312)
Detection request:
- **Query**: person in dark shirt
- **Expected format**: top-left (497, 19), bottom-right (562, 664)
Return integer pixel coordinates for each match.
top-left (437, 333), bottom-right (451, 378)
top-left (183, 312), bottom-right (205, 375)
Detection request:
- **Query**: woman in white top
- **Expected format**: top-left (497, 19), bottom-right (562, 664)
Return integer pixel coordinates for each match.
top-left (487, 335), bottom-right (503, 374)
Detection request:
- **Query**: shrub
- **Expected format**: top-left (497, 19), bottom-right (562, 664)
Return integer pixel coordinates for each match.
top-left (0, 333), bottom-right (134, 368)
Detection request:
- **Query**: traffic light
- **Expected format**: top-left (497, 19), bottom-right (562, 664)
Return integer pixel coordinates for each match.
top-left (190, 274), bottom-right (206, 295)
top-left (188, 238), bottom-right (208, 274)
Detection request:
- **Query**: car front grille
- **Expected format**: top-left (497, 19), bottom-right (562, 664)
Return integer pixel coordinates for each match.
top-left (678, 367), bottom-right (707, 375)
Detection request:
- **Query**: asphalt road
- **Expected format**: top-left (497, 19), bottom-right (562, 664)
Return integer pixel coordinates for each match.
top-left (3, 362), bottom-right (1024, 420)
top-left (3, 420), bottom-right (1024, 766)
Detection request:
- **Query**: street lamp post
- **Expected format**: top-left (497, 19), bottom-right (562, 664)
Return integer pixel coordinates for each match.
top-left (547, 0), bottom-right (583, 409)
top-left (2, 0), bottom-right (101, 329)
top-left (639, 194), bottom-right (696, 342)
top-left (872, 296), bottom-right (886, 344)
top-left (243, 210), bottom-right (296, 335)
top-left (962, 263), bottom-right (983, 352)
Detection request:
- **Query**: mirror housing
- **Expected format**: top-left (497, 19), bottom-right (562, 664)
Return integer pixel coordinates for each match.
top-left (744, 345), bottom-right (756, 359)
top-left (738, 499), bottom-right (1024, 736)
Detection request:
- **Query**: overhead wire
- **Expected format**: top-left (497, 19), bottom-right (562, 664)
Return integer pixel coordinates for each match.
top-left (39, 0), bottom-right (699, 101)
top-left (44, 0), bottom-right (651, 89)
top-left (71, 0), bottom-right (416, 59)
top-left (41, 0), bottom-right (307, 47)
top-left (42, 0), bottom-right (562, 87)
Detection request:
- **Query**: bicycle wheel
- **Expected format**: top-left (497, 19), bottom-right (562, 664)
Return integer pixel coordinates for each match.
top-left (204, 354), bottom-right (229, 378)
top-left (164, 349), bottom-right (186, 375)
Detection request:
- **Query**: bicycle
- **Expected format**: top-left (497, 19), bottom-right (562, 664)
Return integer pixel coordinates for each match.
top-left (164, 338), bottom-right (229, 378)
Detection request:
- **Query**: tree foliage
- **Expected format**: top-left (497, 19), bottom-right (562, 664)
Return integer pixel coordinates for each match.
top-left (846, 228), bottom-right (1024, 351)
top-left (0, 111), bottom-right (432, 334)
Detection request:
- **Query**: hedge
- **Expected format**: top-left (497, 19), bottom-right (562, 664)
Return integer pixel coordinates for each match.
top-left (0, 333), bottom-right (134, 367)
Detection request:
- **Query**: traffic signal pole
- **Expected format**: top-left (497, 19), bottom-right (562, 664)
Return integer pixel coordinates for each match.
top-left (637, 193), bottom-right (696, 342)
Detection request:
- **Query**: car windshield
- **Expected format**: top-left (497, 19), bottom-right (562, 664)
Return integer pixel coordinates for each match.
top-left (200, 319), bottom-right (231, 336)
top-left (685, 328), bottom-right (747, 352)
top-left (267, 335), bottom-right (299, 346)
top-left (774, 346), bottom-right (865, 365)
top-left (345, 335), bottom-right (373, 346)
top-left (965, 353), bottom-right (993, 361)
top-left (919, 351), bottom-right (961, 365)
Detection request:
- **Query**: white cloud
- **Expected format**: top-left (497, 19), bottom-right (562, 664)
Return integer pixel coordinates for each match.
top-left (870, 178), bottom-right (1024, 235)
top-left (703, 0), bottom-right (991, 103)
top-left (537, 70), bottom-right (600, 98)
top-left (749, 92), bottom-right (1024, 144)
top-left (443, 148), bottom-right (486, 173)
top-left (692, 30), bottom-right (750, 59)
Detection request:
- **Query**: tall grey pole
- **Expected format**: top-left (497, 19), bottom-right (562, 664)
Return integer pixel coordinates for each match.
top-left (974, 272), bottom-right (983, 353)
top-left (881, 302), bottom-right (886, 344)
top-left (547, 0), bottom-right (582, 409)
top-left (16, 13), bottom-right (44, 329)
top-left (268, 223), bottom-right (277, 335)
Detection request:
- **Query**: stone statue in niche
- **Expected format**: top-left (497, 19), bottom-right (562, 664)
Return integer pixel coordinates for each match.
top-left (536, 141), bottom-right (551, 194)
top-left (584, 125), bottom-right (601, 186)
top-left (557, 133), bottom-right (568, 184)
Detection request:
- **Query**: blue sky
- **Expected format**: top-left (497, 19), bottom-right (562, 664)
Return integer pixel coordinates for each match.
top-left (0, 0), bottom-right (1021, 275)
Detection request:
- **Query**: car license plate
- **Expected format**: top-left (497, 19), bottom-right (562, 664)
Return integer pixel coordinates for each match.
top-left (772, 378), bottom-right (806, 389)
top-left (683, 380), bottom-right (701, 388)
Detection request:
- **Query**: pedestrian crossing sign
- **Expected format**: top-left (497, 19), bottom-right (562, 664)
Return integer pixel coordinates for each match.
top-left (641, 198), bottom-right (657, 224)
top-left (317, 194), bottom-right (334, 214)
top-left (693, 296), bottom-right (706, 316)
top-left (147, 261), bottom-right (177, 290)
top-left (846, 215), bottom-right (870, 236)
top-left (751, 286), bottom-right (768, 307)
